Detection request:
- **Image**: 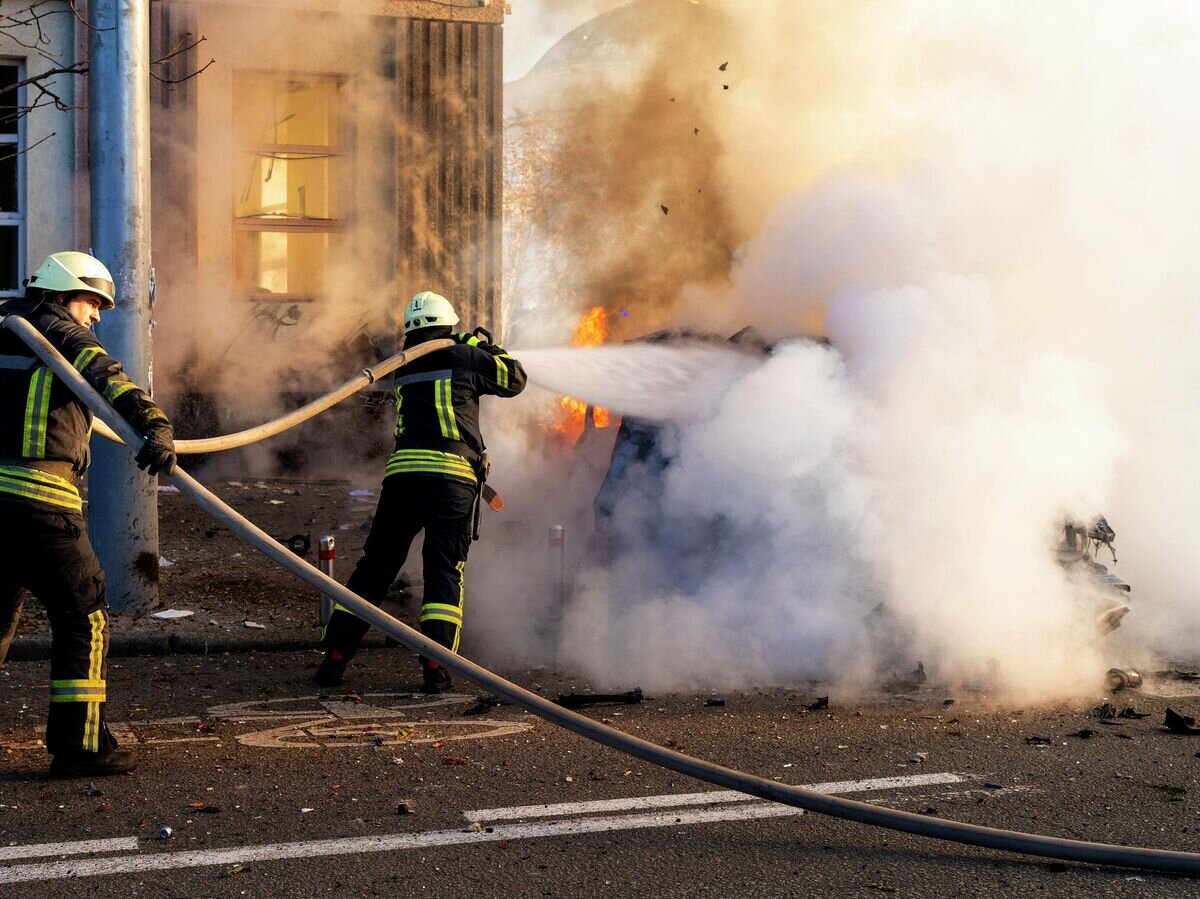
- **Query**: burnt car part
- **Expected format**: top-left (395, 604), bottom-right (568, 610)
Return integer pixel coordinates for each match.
top-left (555, 688), bottom-right (644, 710)
top-left (1057, 516), bottom-right (1132, 632)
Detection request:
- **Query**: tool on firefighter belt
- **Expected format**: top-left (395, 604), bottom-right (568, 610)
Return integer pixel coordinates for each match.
top-left (481, 484), bottom-right (504, 512)
top-left (471, 452), bottom-right (494, 540)
top-left (471, 489), bottom-right (484, 541)
top-left (555, 688), bottom-right (644, 710)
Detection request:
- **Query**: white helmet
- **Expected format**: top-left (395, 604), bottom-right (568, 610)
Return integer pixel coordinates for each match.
top-left (28, 251), bottom-right (116, 309)
top-left (403, 290), bottom-right (459, 331)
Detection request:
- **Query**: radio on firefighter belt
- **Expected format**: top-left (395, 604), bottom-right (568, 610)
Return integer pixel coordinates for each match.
top-left (470, 451), bottom-right (490, 541)
top-left (471, 325), bottom-right (494, 542)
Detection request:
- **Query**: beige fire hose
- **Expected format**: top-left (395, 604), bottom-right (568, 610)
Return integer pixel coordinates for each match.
top-left (90, 339), bottom-right (455, 454)
top-left (6, 310), bottom-right (1200, 876)
top-left (89, 336), bottom-right (502, 508)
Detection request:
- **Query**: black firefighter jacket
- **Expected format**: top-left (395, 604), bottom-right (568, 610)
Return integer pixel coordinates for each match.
top-left (387, 332), bottom-right (527, 485)
top-left (0, 302), bottom-right (170, 512)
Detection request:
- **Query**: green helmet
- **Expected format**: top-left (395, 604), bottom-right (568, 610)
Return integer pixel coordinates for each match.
top-left (403, 290), bottom-right (459, 331)
top-left (28, 251), bottom-right (116, 309)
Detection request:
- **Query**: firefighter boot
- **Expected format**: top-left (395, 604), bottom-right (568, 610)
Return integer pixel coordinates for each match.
top-left (422, 660), bottom-right (452, 694)
top-left (315, 649), bottom-right (348, 687)
top-left (50, 747), bottom-right (137, 778)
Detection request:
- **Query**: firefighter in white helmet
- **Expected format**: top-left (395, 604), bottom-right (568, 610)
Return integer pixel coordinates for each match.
top-left (316, 290), bottom-right (527, 693)
top-left (0, 251), bottom-right (176, 777)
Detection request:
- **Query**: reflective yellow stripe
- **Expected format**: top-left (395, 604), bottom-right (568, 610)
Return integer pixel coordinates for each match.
top-left (85, 609), bottom-right (105, 752)
top-left (419, 563), bottom-right (466, 651)
top-left (385, 449), bottom-right (477, 483)
top-left (49, 686), bottom-right (106, 702)
top-left (73, 346), bottom-right (102, 371)
top-left (386, 464), bottom-right (476, 483)
top-left (420, 603), bottom-right (463, 623)
top-left (385, 457), bottom-right (474, 470)
top-left (434, 379), bottom-right (460, 441)
top-left (385, 458), bottom-right (475, 472)
top-left (104, 380), bottom-right (139, 403)
top-left (0, 464), bottom-right (78, 491)
top-left (495, 356), bottom-right (509, 389)
top-left (433, 379), bottom-right (450, 437)
top-left (51, 678), bottom-right (106, 689)
top-left (453, 560), bottom-right (465, 652)
top-left (89, 610), bottom-right (104, 681)
top-left (0, 465), bottom-right (82, 511)
top-left (419, 611), bottom-right (462, 624)
top-left (389, 449), bottom-right (470, 458)
top-left (22, 367), bottom-right (52, 458)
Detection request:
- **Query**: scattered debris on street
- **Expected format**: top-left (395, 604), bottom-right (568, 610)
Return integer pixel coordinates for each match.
top-left (555, 688), bottom-right (644, 710)
top-left (1164, 708), bottom-right (1200, 735)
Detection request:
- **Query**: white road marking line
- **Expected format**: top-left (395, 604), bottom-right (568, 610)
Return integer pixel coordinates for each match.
top-left (0, 837), bottom-right (139, 862)
top-left (0, 771), bottom-right (973, 885)
top-left (0, 805), bottom-right (803, 884)
top-left (465, 772), bottom-right (966, 822)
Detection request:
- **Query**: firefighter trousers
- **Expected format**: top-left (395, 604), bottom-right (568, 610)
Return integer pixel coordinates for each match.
top-left (322, 473), bottom-right (477, 662)
top-left (0, 501), bottom-right (117, 756)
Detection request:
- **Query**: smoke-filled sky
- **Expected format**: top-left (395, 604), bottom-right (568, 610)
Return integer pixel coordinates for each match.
top-left (505, 0), bottom-right (629, 80)
top-left (476, 0), bottom-right (1200, 700)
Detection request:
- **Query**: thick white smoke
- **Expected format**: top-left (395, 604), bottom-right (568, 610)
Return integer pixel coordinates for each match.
top-left (503, 0), bottom-right (631, 79)
top-left (471, 1), bottom-right (1200, 699)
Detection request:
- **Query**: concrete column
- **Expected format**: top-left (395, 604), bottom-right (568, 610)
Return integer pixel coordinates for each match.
top-left (87, 0), bottom-right (158, 612)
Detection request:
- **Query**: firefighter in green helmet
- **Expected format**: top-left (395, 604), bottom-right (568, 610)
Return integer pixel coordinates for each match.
top-left (0, 251), bottom-right (176, 777)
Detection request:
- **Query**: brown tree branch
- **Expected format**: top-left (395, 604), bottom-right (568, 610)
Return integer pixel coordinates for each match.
top-left (0, 2), bottom-right (211, 154)
top-left (0, 131), bottom-right (56, 160)
top-left (153, 31), bottom-right (206, 66)
top-left (151, 55), bottom-right (214, 85)
top-left (0, 63), bottom-right (89, 98)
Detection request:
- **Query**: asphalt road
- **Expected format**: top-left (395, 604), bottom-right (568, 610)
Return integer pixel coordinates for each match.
top-left (2, 649), bottom-right (1199, 897)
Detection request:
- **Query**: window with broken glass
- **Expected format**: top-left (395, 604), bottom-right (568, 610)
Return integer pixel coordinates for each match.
top-left (232, 73), bottom-right (345, 303)
top-left (0, 61), bottom-right (24, 297)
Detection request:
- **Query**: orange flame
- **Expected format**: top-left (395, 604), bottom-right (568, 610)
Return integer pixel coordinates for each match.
top-left (550, 307), bottom-right (613, 440)
top-left (573, 305), bottom-right (608, 348)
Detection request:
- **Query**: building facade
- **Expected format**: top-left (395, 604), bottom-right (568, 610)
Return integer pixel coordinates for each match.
top-left (1, 0), bottom-right (505, 433)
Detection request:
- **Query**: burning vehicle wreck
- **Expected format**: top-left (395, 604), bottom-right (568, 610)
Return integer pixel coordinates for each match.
top-left (590, 326), bottom-right (784, 565)
top-left (1056, 516), bottom-right (1133, 633)
top-left (584, 325), bottom-right (1139, 688)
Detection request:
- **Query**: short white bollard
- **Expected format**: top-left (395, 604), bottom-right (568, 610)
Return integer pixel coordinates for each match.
top-left (549, 525), bottom-right (565, 608)
top-left (318, 536), bottom-right (336, 626)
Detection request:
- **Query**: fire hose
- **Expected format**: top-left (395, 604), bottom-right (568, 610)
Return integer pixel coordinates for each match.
top-left (5, 311), bottom-right (1200, 876)
top-left (88, 339), bottom-right (455, 454)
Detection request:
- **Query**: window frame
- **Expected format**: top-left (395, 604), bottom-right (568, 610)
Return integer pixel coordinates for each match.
top-left (231, 70), bottom-right (348, 304)
top-left (0, 58), bottom-right (25, 298)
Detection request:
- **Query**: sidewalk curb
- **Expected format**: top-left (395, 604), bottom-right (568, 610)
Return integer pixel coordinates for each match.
top-left (5, 632), bottom-right (392, 662)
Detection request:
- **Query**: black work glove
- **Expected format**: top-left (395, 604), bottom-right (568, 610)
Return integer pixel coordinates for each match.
top-left (135, 426), bottom-right (177, 477)
top-left (453, 328), bottom-right (500, 350)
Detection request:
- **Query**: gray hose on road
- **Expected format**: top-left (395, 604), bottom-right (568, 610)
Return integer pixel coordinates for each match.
top-left (90, 339), bottom-right (454, 454)
top-left (5, 311), bottom-right (1200, 876)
